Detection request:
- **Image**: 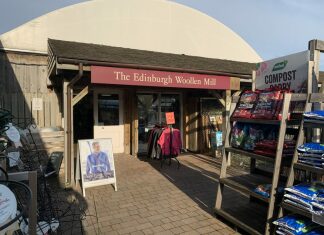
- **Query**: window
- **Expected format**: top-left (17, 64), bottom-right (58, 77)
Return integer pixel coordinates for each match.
top-left (98, 94), bottom-right (119, 125)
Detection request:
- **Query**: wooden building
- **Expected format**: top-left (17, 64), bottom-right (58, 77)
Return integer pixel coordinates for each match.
top-left (0, 0), bottom-right (262, 185)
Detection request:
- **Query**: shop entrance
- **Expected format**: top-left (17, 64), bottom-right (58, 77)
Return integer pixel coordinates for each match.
top-left (137, 93), bottom-right (181, 154)
top-left (93, 90), bottom-right (124, 153)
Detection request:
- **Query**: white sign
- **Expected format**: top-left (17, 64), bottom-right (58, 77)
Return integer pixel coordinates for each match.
top-left (32, 98), bottom-right (43, 111)
top-left (78, 138), bottom-right (117, 196)
top-left (256, 51), bottom-right (310, 93)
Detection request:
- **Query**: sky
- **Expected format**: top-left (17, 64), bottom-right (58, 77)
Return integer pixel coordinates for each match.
top-left (0, 0), bottom-right (323, 67)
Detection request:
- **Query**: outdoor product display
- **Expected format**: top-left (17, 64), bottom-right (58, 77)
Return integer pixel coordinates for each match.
top-left (304, 111), bottom-right (324, 121)
top-left (283, 183), bottom-right (324, 214)
top-left (296, 143), bottom-right (324, 168)
top-left (278, 95), bottom-right (324, 233)
top-left (216, 88), bottom-right (303, 235)
top-left (230, 122), bottom-right (295, 157)
top-left (273, 215), bottom-right (321, 235)
top-left (251, 89), bottom-right (283, 120)
top-left (232, 90), bottom-right (259, 118)
top-left (231, 88), bottom-right (290, 121)
top-left (254, 140), bottom-right (295, 157)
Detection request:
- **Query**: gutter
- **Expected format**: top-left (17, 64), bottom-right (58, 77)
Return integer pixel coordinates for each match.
top-left (64, 63), bottom-right (83, 188)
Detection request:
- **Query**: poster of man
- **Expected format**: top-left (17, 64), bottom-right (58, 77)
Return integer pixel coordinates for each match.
top-left (78, 138), bottom-right (117, 196)
top-left (86, 141), bottom-right (113, 181)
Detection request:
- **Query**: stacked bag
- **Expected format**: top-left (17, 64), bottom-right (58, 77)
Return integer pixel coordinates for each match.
top-left (230, 122), bottom-right (295, 157)
top-left (283, 183), bottom-right (324, 217)
top-left (254, 139), bottom-right (296, 157)
top-left (297, 143), bottom-right (324, 169)
top-left (274, 215), bottom-right (324, 235)
top-left (232, 89), bottom-right (290, 120)
top-left (304, 111), bottom-right (324, 122)
top-left (230, 88), bottom-right (295, 156)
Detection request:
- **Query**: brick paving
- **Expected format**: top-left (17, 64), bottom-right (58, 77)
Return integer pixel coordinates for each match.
top-left (66, 154), bottom-right (242, 235)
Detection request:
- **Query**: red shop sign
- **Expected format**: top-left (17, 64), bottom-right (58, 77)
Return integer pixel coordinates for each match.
top-left (91, 66), bottom-right (233, 90)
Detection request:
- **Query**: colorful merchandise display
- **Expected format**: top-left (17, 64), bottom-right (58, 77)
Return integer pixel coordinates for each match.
top-left (254, 184), bottom-right (284, 198)
top-left (273, 215), bottom-right (321, 235)
top-left (283, 183), bottom-right (324, 218)
top-left (230, 122), bottom-right (295, 157)
top-left (304, 111), bottom-right (324, 120)
top-left (232, 90), bottom-right (259, 118)
top-left (297, 143), bottom-right (324, 168)
top-left (232, 88), bottom-right (290, 121)
top-left (251, 89), bottom-right (282, 120)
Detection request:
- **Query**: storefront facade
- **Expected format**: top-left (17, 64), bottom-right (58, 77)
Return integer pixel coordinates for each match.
top-left (46, 38), bottom-right (255, 184)
top-left (48, 39), bottom-right (253, 158)
top-left (1, 0), bottom-right (261, 186)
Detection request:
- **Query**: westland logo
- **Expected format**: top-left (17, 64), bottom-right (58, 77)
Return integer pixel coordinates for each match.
top-left (272, 60), bottom-right (288, 71)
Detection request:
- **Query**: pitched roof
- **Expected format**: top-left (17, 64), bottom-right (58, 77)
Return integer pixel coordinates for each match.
top-left (48, 39), bottom-right (256, 77)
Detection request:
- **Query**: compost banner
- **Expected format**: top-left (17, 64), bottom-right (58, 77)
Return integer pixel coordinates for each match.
top-left (255, 51), bottom-right (310, 93)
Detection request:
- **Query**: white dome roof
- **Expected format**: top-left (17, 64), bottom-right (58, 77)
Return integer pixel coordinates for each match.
top-left (0, 0), bottom-right (261, 63)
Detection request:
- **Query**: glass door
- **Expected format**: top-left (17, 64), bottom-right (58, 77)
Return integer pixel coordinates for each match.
top-left (160, 94), bottom-right (180, 130)
top-left (137, 94), bottom-right (159, 154)
top-left (93, 91), bottom-right (124, 153)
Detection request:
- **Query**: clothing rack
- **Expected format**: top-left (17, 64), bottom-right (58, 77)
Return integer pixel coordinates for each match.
top-left (147, 125), bottom-right (181, 169)
top-left (160, 125), bottom-right (180, 169)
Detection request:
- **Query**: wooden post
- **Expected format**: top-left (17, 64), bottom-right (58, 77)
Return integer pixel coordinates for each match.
top-left (215, 93), bottom-right (236, 210)
top-left (183, 92), bottom-right (189, 150)
top-left (131, 91), bottom-right (138, 156)
top-left (265, 93), bottom-right (291, 235)
top-left (224, 90), bottom-right (231, 165)
top-left (124, 89), bottom-right (131, 154)
top-left (28, 171), bottom-right (37, 235)
top-left (250, 71), bottom-right (257, 172)
top-left (309, 40), bottom-right (321, 142)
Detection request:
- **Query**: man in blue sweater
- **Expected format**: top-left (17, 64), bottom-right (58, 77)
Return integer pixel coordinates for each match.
top-left (86, 141), bottom-right (112, 180)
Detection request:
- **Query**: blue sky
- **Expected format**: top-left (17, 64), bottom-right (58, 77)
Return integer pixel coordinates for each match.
top-left (0, 0), bottom-right (323, 67)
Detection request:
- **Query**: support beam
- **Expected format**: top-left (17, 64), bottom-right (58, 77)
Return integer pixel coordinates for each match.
top-left (309, 39), bottom-right (324, 52)
top-left (309, 40), bottom-right (322, 142)
top-left (223, 90), bottom-right (231, 165)
top-left (72, 86), bottom-right (89, 107)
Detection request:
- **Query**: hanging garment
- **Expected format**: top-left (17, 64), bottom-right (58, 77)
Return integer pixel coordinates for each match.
top-left (147, 127), bottom-right (164, 159)
top-left (157, 127), bottom-right (182, 156)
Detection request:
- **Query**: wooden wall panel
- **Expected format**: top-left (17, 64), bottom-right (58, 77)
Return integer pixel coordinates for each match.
top-left (0, 51), bottom-right (62, 128)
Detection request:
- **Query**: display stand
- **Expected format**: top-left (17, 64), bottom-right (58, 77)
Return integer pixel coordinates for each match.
top-left (214, 93), bottom-right (307, 235)
top-left (160, 126), bottom-right (181, 169)
top-left (280, 93), bottom-right (324, 220)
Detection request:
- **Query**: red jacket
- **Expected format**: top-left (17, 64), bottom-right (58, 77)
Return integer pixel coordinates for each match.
top-left (157, 128), bottom-right (182, 156)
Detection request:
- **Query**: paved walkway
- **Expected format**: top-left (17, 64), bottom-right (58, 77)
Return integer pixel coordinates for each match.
top-left (67, 154), bottom-right (241, 235)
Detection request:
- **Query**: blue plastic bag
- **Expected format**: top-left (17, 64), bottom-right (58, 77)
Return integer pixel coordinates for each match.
top-left (298, 143), bottom-right (324, 154)
top-left (273, 215), bottom-right (314, 234)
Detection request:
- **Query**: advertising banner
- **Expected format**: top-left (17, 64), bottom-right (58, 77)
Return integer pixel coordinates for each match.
top-left (255, 51), bottom-right (310, 93)
top-left (78, 138), bottom-right (117, 196)
top-left (91, 66), bottom-right (240, 90)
